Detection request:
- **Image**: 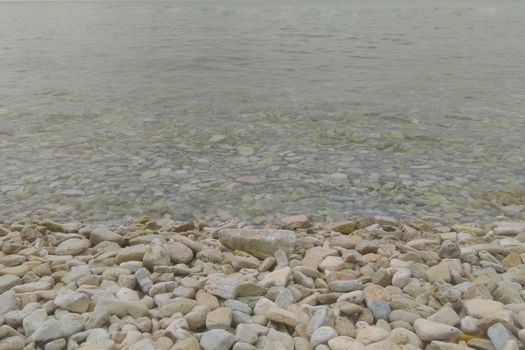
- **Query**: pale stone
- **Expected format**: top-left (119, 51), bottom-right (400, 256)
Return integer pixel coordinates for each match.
top-left (218, 229), bottom-right (296, 259)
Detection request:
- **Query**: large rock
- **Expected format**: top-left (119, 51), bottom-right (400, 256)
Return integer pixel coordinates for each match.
top-left (414, 319), bottom-right (460, 342)
top-left (263, 329), bottom-right (294, 350)
top-left (200, 329), bottom-right (236, 350)
top-left (143, 239), bottom-right (170, 271)
top-left (90, 226), bottom-right (125, 246)
top-left (55, 238), bottom-right (89, 255)
top-left (218, 229), bottom-right (296, 259)
top-left (0, 275), bottom-right (20, 294)
top-left (54, 289), bottom-right (89, 313)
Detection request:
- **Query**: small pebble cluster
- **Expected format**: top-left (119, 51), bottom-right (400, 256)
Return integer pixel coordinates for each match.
top-left (1, 215), bottom-right (525, 350)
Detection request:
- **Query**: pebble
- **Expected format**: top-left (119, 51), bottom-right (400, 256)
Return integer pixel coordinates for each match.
top-left (0, 216), bottom-right (522, 350)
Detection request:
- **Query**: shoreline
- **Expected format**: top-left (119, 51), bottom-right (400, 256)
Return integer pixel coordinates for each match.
top-left (1, 215), bottom-right (524, 349)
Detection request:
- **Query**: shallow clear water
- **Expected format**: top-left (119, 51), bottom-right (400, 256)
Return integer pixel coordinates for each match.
top-left (1, 0), bottom-right (525, 225)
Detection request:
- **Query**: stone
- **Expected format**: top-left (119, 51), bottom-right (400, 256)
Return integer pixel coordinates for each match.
top-left (328, 336), bottom-right (365, 350)
top-left (263, 329), bottom-right (294, 350)
top-left (310, 326), bottom-right (338, 347)
top-left (0, 290), bottom-right (17, 315)
top-left (413, 318), bottom-right (460, 342)
top-left (166, 242), bottom-right (194, 264)
top-left (329, 280), bottom-right (363, 293)
top-left (260, 267), bottom-right (291, 287)
top-left (0, 275), bottom-right (20, 294)
top-left (366, 299), bottom-right (391, 321)
top-left (200, 329), bottom-right (236, 350)
top-left (172, 336), bottom-right (201, 350)
top-left (428, 305), bottom-right (460, 326)
top-left (54, 289), bottom-right (89, 313)
top-left (116, 245), bottom-right (147, 263)
top-left (31, 319), bottom-right (64, 342)
top-left (326, 222), bottom-right (356, 234)
top-left (45, 338), bottom-right (66, 350)
top-left (218, 229), bottom-right (296, 259)
top-left (90, 226), bottom-right (125, 246)
top-left (438, 240), bottom-right (461, 259)
top-left (266, 307), bottom-right (299, 327)
top-left (281, 215), bottom-right (310, 230)
top-left (55, 238), bottom-right (89, 255)
top-left (184, 304), bottom-right (210, 330)
top-left (425, 263), bottom-right (451, 283)
top-left (205, 274), bottom-right (240, 300)
top-left (143, 239), bottom-right (170, 270)
top-left (487, 323), bottom-right (518, 350)
top-left (356, 325), bottom-right (389, 345)
top-left (236, 324), bottom-right (268, 344)
top-left (319, 256), bottom-right (345, 271)
top-left (463, 299), bottom-right (504, 318)
top-left (206, 307), bottom-right (232, 330)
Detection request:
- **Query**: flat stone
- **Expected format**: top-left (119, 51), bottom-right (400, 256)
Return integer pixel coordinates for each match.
top-left (414, 318), bottom-right (460, 342)
top-left (218, 229), bottom-right (296, 259)
top-left (200, 329), bottom-right (236, 350)
top-left (54, 289), bottom-right (89, 313)
top-left (263, 329), bottom-right (294, 350)
top-left (310, 326), bottom-right (338, 347)
top-left (463, 299), bottom-right (504, 318)
top-left (328, 336), bottom-right (365, 350)
top-left (0, 275), bottom-right (21, 294)
top-left (55, 238), bottom-right (89, 255)
top-left (90, 226), bottom-right (125, 246)
top-left (206, 307), bottom-right (232, 330)
top-left (329, 280), bottom-right (363, 293)
top-left (266, 307), bottom-right (299, 327)
top-left (281, 215), bottom-right (310, 230)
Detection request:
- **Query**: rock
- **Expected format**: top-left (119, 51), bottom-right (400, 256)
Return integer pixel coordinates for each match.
top-left (328, 336), bottom-right (366, 350)
top-left (45, 338), bottom-right (66, 350)
top-left (90, 226), bottom-right (125, 246)
top-left (329, 280), bottom-right (363, 293)
top-left (463, 299), bottom-right (504, 319)
top-left (260, 267), bottom-right (291, 287)
top-left (218, 229), bottom-right (296, 259)
top-left (281, 215), bottom-right (310, 230)
top-left (116, 245), bottom-right (147, 263)
top-left (356, 324), bottom-right (389, 345)
top-left (236, 324), bottom-right (268, 344)
top-left (200, 329), bottom-right (236, 350)
top-left (487, 323), bottom-right (518, 350)
top-left (206, 307), bottom-right (232, 330)
top-left (413, 318), bottom-right (460, 342)
top-left (0, 275), bottom-right (20, 294)
top-left (0, 290), bottom-right (17, 315)
top-left (366, 299), bottom-right (391, 321)
top-left (425, 263), bottom-right (451, 283)
top-left (319, 256), bottom-right (345, 271)
top-left (263, 329), bottom-right (294, 350)
top-left (205, 274), bottom-right (240, 300)
top-left (172, 336), bottom-right (201, 350)
top-left (438, 240), bottom-right (461, 259)
top-left (185, 305), bottom-right (210, 330)
top-left (267, 307), bottom-right (299, 327)
top-left (428, 305), bottom-right (460, 326)
top-left (31, 319), bottom-right (64, 342)
top-left (326, 222), bottom-right (356, 234)
top-left (54, 289), bottom-right (89, 313)
top-left (166, 242), bottom-right (194, 264)
top-left (55, 238), bottom-right (89, 255)
top-left (143, 239), bottom-right (170, 270)
top-left (310, 327), bottom-right (338, 347)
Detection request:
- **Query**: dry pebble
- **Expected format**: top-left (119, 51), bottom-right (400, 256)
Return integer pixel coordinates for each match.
top-left (0, 216), bottom-right (524, 350)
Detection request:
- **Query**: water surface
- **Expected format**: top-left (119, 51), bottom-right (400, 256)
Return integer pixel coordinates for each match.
top-left (1, 0), bottom-right (525, 225)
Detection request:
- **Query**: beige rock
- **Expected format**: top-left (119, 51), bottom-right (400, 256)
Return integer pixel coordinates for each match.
top-left (267, 307), bottom-right (299, 327)
top-left (218, 229), bottom-right (296, 259)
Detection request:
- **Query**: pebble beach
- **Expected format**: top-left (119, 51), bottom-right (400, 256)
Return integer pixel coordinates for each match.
top-left (1, 214), bottom-right (525, 350)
